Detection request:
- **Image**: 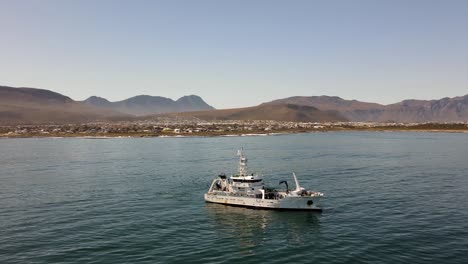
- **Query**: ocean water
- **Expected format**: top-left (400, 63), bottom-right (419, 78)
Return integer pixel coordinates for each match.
top-left (1, 132), bottom-right (468, 264)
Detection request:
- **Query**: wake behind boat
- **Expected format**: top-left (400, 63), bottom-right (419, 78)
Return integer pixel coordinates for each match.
top-left (204, 149), bottom-right (324, 211)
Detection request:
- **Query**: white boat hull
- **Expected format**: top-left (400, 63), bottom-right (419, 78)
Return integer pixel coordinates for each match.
top-left (204, 193), bottom-right (322, 211)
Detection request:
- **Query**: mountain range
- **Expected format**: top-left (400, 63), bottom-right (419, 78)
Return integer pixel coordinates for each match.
top-left (0, 86), bottom-right (129, 124)
top-left (1, 85), bottom-right (467, 124)
top-left (0, 86), bottom-right (214, 124)
top-left (266, 95), bottom-right (468, 122)
top-left (83, 94), bottom-right (214, 115)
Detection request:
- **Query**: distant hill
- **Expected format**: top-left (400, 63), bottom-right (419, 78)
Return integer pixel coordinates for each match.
top-left (267, 95), bottom-right (468, 122)
top-left (0, 85), bottom-right (74, 104)
top-left (82, 96), bottom-right (112, 107)
top-left (0, 86), bottom-right (129, 125)
top-left (150, 103), bottom-right (347, 122)
top-left (83, 94), bottom-right (215, 115)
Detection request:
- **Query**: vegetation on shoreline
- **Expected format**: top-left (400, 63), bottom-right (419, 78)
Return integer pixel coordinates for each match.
top-left (1, 123), bottom-right (467, 138)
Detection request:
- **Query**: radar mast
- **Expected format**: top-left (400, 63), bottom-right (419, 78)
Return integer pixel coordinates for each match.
top-left (238, 148), bottom-right (248, 176)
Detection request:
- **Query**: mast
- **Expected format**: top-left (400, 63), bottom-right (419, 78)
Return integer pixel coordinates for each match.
top-left (238, 148), bottom-right (248, 176)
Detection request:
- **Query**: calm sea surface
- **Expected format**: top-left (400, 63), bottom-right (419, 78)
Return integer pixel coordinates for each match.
top-left (1, 132), bottom-right (468, 263)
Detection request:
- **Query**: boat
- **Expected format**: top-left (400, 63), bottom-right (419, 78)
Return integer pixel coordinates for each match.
top-left (204, 149), bottom-right (324, 211)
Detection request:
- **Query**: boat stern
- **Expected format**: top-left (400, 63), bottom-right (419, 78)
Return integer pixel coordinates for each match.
top-left (278, 195), bottom-right (323, 211)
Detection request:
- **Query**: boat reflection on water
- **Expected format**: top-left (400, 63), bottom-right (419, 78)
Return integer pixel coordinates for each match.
top-left (205, 203), bottom-right (321, 255)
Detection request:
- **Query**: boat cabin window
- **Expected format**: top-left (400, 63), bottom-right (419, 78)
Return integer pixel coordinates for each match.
top-left (232, 179), bottom-right (262, 183)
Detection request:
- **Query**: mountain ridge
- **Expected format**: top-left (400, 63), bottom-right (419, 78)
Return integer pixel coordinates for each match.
top-left (0, 85), bottom-right (214, 124)
top-left (0, 85), bottom-right (130, 125)
top-left (267, 94), bottom-right (468, 122)
top-left (149, 103), bottom-right (347, 122)
top-left (83, 94), bottom-right (214, 115)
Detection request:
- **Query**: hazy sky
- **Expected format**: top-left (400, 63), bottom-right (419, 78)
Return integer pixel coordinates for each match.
top-left (1, 0), bottom-right (467, 108)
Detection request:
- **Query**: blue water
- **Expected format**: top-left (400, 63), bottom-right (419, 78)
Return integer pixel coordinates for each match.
top-left (1, 132), bottom-right (468, 263)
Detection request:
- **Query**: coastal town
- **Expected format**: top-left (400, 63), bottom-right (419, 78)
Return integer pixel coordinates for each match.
top-left (1, 120), bottom-right (467, 138)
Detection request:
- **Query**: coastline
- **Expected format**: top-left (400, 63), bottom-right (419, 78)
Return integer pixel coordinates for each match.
top-left (1, 126), bottom-right (467, 139)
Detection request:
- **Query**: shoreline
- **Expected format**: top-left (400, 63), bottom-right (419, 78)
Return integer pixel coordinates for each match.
top-left (1, 127), bottom-right (467, 139)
